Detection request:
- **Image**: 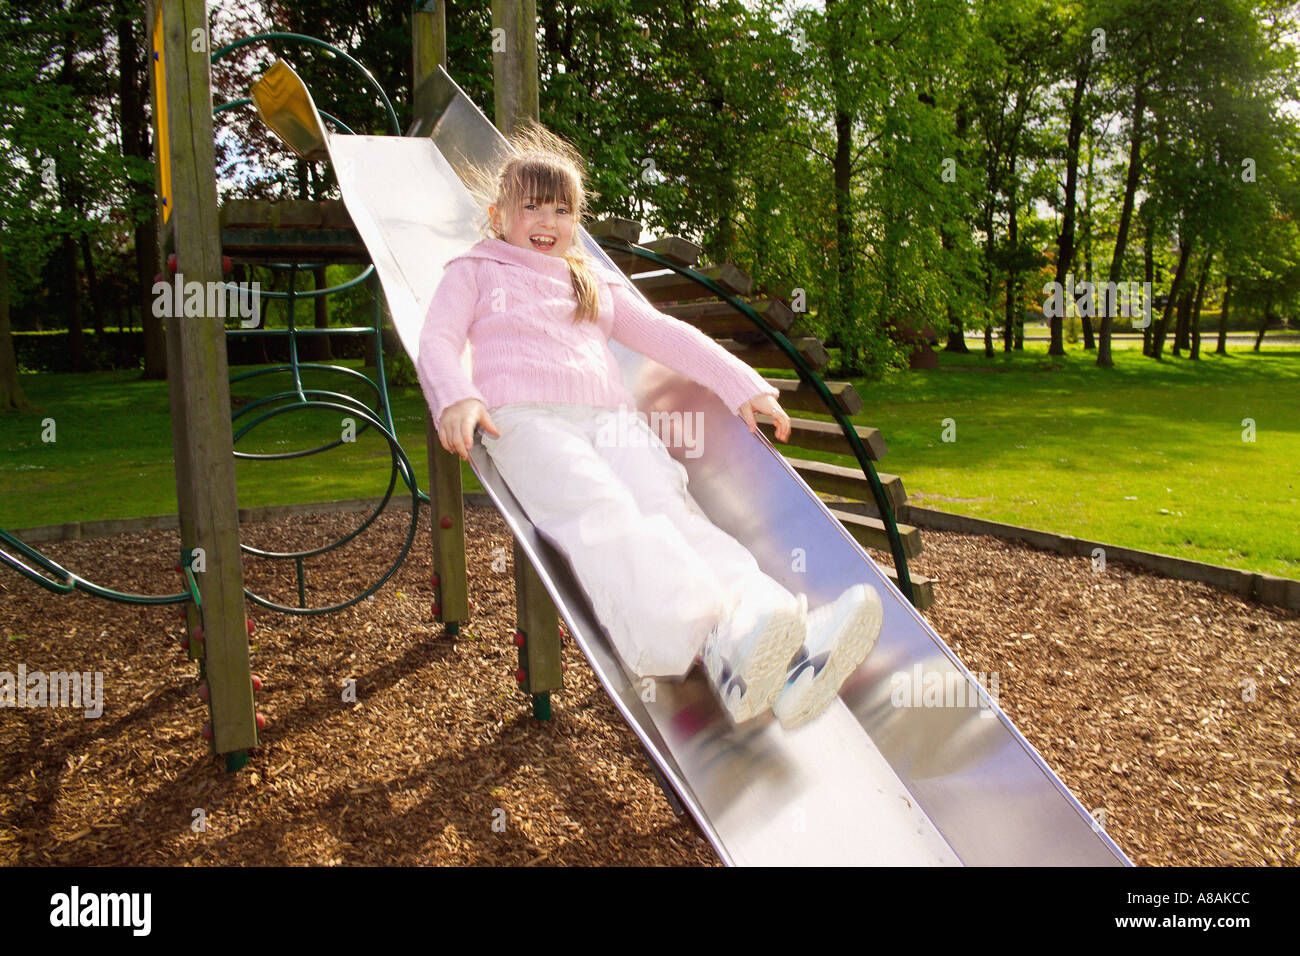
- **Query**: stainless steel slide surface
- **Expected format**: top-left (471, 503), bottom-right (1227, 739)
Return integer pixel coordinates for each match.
top-left (260, 64), bottom-right (1131, 865)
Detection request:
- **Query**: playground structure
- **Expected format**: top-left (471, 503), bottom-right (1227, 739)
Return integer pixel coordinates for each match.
top-left (0, 2), bottom-right (1131, 864)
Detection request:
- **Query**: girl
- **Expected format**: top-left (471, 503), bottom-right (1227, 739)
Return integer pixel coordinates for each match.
top-left (416, 123), bottom-right (882, 729)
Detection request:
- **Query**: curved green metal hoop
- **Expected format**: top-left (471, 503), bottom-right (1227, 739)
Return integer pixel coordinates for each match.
top-left (236, 400), bottom-right (420, 615)
top-left (209, 31), bottom-right (400, 136)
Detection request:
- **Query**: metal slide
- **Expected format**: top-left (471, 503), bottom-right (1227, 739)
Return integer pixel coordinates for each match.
top-left (252, 62), bottom-right (1131, 866)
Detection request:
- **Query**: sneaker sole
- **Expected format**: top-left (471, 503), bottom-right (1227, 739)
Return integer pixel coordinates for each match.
top-left (775, 586), bottom-right (883, 730)
top-left (726, 601), bottom-right (807, 724)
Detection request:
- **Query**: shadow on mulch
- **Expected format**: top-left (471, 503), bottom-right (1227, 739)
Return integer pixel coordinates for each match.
top-left (2, 503), bottom-right (1296, 866)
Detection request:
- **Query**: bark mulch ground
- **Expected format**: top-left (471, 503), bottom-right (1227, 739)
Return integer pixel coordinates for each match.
top-left (1, 504), bottom-right (1295, 866)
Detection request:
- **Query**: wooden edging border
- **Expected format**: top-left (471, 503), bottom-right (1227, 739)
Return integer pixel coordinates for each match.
top-left (901, 505), bottom-right (1300, 613)
top-left (8, 495), bottom-right (1297, 613)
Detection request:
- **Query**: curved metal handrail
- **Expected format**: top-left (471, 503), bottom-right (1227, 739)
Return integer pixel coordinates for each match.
top-left (594, 238), bottom-right (914, 603)
top-left (210, 32), bottom-right (400, 136)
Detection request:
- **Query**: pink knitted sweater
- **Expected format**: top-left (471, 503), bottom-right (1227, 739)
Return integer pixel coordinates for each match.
top-left (415, 237), bottom-right (777, 423)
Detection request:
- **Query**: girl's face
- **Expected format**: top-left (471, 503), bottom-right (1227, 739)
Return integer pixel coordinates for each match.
top-left (491, 196), bottom-right (574, 258)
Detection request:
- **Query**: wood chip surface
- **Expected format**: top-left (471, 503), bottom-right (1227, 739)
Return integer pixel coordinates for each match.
top-left (1, 505), bottom-right (1295, 866)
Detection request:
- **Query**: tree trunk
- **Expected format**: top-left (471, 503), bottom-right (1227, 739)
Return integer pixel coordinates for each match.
top-left (0, 226), bottom-right (33, 412)
top-left (60, 231), bottom-right (87, 371)
top-left (1051, 57), bottom-right (1090, 356)
top-left (307, 265), bottom-right (332, 361)
top-left (1081, 134), bottom-right (1095, 350)
top-left (1216, 274), bottom-right (1231, 355)
top-left (78, 228), bottom-right (104, 336)
top-left (1098, 80), bottom-right (1147, 368)
top-left (1189, 249), bottom-right (1211, 360)
top-left (1142, 203), bottom-right (1154, 355)
top-left (942, 217), bottom-right (970, 353)
top-left (1151, 239), bottom-right (1191, 360)
top-left (828, 0), bottom-right (857, 373)
top-left (119, 0), bottom-right (165, 379)
top-left (983, 208), bottom-right (996, 359)
top-left (944, 106), bottom-right (971, 354)
top-left (1254, 295), bottom-right (1270, 351)
top-left (1003, 149), bottom-right (1018, 353)
top-left (1172, 289), bottom-right (1191, 356)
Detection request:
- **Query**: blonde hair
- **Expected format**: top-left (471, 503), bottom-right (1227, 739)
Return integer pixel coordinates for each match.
top-left (470, 121), bottom-right (603, 323)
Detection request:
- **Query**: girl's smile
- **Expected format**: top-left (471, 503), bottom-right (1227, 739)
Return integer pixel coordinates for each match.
top-left (493, 197), bottom-right (574, 257)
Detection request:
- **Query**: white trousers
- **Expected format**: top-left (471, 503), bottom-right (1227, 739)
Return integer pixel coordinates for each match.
top-left (481, 402), bottom-right (795, 678)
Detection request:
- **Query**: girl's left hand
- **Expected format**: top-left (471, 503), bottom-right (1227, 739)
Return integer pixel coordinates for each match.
top-left (738, 393), bottom-right (790, 442)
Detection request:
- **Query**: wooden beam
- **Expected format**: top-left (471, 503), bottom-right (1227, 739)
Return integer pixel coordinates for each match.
top-left (491, 0), bottom-right (539, 137)
top-left (412, 1), bottom-right (447, 123)
top-left (156, 0), bottom-right (255, 757)
top-left (828, 509), bottom-right (924, 559)
top-left (787, 457), bottom-right (906, 510)
top-left (880, 566), bottom-right (935, 610)
top-left (587, 217), bottom-right (641, 242)
top-left (718, 336), bottom-right (830, 372)
top-left (659, 298), bottom-right (796, 335)
top-left (426, 417), bottom-right (469, 627)
top-left (757, 414), bottom-right (887, 461)
top-left (412, 3), bottom-right (467, 637)
top-left (633, 263), bottom-right (752, 301)
top-left (766, 377), bottom-right (862, 416)
top-left (513, 538), bottom-right (563, 694)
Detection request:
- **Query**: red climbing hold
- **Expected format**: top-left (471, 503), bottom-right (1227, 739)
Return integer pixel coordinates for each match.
top-left (222, 254), bottom-right (233, 274)
top-left (513, 632), bottom-right (525, 647)
top-left (251, 675), bottom-right (263, 693)
top-left (430, 573), bottom-right (440, 587)
top-left (198, 683), bottom-right (210, 703)
top-left (202, 723), bottom-right (212, 740)
top-left (255, 713), bottom-right (267, 731)
top-left (246, 617), bottom-right (255, 637)
top-left (167, 252), bottom-right (178, 273)
top-left (432, 603), bottom-right (441, 617)
top-left (439, 516), bottom-right (453, 530)
top-left (515, 668), bottom-right (527, 683)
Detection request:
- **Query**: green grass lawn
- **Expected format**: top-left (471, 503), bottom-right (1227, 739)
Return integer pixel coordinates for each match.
top-left (2, 344), bottom-right (1297, 580)
top-left (841, 345), bottom-right (1300, 579)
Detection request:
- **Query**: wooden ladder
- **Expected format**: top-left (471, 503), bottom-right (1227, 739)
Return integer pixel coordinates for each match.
top-left (590, 217), bottom-right (935, 610)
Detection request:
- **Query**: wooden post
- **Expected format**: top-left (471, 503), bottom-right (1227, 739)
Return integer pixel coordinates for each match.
top-left (150, 0), bottom-right (257, 760)
top-left (491, 0), bottom-right (562, 709)
top-left (412, 1), bottom-right (447, 121)
top-left (491, 0), bottom-right (540, 137)
top-left (413, 2), bottom-right (469, 637)
top-left (513, 538), bottom-right (563, 714)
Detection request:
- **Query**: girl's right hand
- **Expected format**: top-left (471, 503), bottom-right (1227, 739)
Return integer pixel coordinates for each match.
top-left (437, 398), bottom-right (500, 461)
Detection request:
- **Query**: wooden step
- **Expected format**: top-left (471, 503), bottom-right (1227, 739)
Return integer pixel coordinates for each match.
top-left (756, 414), bottom-right (887, 461)
top-left (829, 508), bottom-right (923, 559)
top-left (787, 457), bottom-right (906, 511)
top-left (219, 198), bottom-right (354, 229)
top-left (633, 263), bottom-right (753, 301)
top-left (602, 236), bottom-right (702, 274)
top-left (587, 217), bottom-right (642, 242)
top-left (767, 377), bottom-right (862, 416)
top-left (719, 336), bottom-right (830, 372)
top-left (658, 297), bottom-right (796, 336)
top-left (881, 566), bottom-right (935, 610)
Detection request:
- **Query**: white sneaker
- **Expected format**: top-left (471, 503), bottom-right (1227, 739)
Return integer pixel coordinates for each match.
top-left (702, 591), bottom-right (807, 724)
top-left (773, 583), bottom-right (883, 730)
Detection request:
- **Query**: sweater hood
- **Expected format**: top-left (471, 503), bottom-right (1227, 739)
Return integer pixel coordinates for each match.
top-left (448, 236), bottom-right (623, 285)
top-left (448, 236), bottom-right (574, 280)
